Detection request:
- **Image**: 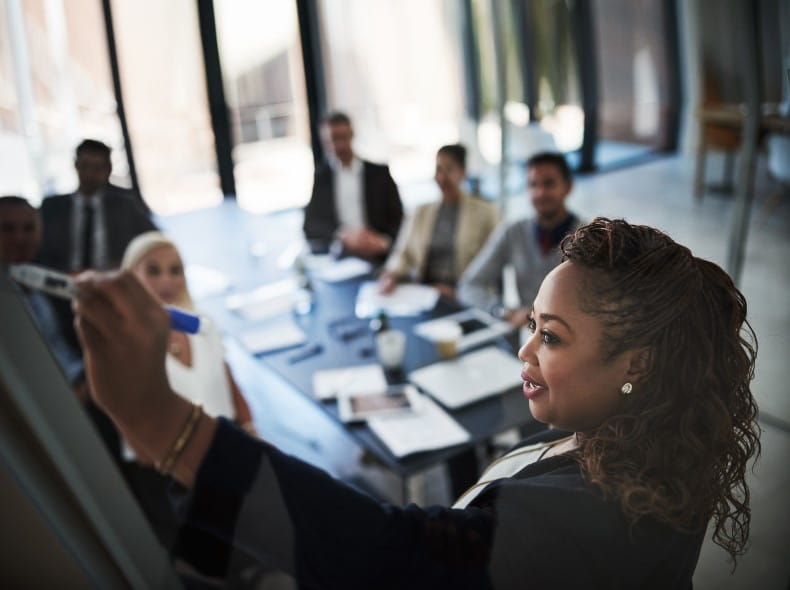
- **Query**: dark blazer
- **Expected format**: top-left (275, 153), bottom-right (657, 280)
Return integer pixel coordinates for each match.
top-left (303, 160), bottom-right (404, 256)
top-left (175, 419), bottom-right (704, 589)
top-left (38, 184), bottom-right (157, 271)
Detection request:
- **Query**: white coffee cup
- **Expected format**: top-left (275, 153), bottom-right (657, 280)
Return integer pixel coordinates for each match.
top-left (375, 329), bottom-right (407, 369)
top-left (430, 320), bottom-right (463, 359)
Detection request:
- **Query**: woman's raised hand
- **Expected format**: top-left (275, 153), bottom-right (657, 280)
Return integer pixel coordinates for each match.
top-left (378, 272), bottom-right (398, 294)
top-left (72, 271), bottom-right (188, 463)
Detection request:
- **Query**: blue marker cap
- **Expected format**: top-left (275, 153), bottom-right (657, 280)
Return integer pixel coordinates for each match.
top-left (166, 305), bottom-right (201, 334)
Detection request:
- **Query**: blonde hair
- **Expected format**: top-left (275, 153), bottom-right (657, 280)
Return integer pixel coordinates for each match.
top-left (121, 231), bottom-right (194, 310)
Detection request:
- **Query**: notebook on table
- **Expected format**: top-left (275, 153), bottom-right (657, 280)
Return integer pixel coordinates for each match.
top-left (413, 308), bottom-right (513, 352)
top-left (408, 346), bottom-right (524, 409)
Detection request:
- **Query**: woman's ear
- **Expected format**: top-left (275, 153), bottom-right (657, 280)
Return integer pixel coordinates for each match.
top-left (625, 347), bottom-right (652, 384)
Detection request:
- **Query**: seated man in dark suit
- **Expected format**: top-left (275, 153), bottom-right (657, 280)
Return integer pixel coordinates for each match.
top-left (0, 196), bottom-right (83, 386)
top-left (303, 112), bottom-right (403, 261)
top-left (0, 195), bottom-right (121, 460)
top-left (38, 138), bottom-right (157, 272)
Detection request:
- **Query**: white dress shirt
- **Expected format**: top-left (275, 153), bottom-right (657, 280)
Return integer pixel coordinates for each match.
top-left (123, 316), bottom-right (235, 461)
top-left (70, 190), bottom-right (108, 271)
top-left (331, 156), bottom-right (365, 231)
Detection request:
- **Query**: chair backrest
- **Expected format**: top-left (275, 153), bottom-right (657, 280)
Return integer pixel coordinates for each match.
top-left (767, 134), bottom-right (790, 183)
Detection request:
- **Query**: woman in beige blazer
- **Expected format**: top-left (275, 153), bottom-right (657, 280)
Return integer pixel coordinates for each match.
top-left (379, 144), bottom-right (499, 298)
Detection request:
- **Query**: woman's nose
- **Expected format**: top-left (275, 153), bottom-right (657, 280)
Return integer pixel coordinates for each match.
top-left (518, 332), bottom-right (538, 364)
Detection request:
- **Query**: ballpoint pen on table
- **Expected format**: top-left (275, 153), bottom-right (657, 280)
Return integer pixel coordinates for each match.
top-left (288, 343), bottom-right (324, 363)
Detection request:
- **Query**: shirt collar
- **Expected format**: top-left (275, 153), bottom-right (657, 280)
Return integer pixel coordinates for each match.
top-left (534, 213), bottom-right (577, 252)
top-left (327, 154), bottom-right (362, 174)
top-left (74, 188), bottom-right (106, 204)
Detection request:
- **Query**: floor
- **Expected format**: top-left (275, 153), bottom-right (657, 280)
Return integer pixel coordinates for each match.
top-left (159, 152), bottom-right (790, 589)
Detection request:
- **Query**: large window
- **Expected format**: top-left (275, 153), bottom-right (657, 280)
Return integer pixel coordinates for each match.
top-left (0, 0), bottom-right (124, 204)
top-left (318, 0), bottom-right (466, 207)
top-left (213, 0), bottom-right (313, 214)
top-left (591, 0), bottom-right (676, 165)
top-left (471, 0), bottom-right (533, 196)
top-left (526, 0), bottom-right (584, 154)
top-left (1, 0), bottom-right (687, 211)
top-left (111, 0), bottom-right (220, 215)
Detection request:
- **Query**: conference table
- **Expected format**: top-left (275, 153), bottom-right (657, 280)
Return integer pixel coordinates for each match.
top-left (200, 265), bottom-right (537, 502)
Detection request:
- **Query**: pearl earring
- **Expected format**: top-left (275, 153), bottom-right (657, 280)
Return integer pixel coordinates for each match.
top-left (620, 383), bottom-right (633, 396)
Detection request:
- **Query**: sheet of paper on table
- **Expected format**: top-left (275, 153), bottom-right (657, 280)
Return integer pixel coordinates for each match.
top-left (185, 264), bottom-right (232, 299)
top-left (355, 281), bottom-right (440, 318)
top-left (238, 315), bottom-right (307, 355)
top-left (224, 278), bottom-right (297, 321)
top-left (367, 394), bottom-right (470, 458)
top-left (312, 364), bottom-right (388, 400)
top-left (314, 257), bottom-right (373, 283)
top-left (409, 346), bottom-right (524, 409)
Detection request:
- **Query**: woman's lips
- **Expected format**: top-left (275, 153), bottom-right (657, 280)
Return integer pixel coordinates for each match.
top-left (521, 371), bottom-right (547, 400)
top-left (156, 291), bottom-right (176, 304)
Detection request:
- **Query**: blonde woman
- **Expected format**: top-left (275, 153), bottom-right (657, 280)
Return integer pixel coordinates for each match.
top-left (121, 231), bottom-right (254, 434)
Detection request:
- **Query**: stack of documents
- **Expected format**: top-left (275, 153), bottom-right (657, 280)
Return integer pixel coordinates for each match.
top-left (313, 364), bottom-right (471, 457)
top-left (409, 346), bottom-right (524, 409)
top-left (185, 264), bottom-right (231, 299)
top-left (225, 278), bottom-right (297, 321)
top-left (367, 395), bottom-right (470, 458)
top-left (314, 257), bottom-right (373, 283)
top-left (312, 364), bottom-right (388, 400)
top-left (238, 315), bottom-right (307, 355)
top-left (355, 281), bottom-right (440, 318)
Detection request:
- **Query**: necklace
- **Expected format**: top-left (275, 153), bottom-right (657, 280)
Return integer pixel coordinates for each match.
top-left (169, 335), bottom-right (183, 356)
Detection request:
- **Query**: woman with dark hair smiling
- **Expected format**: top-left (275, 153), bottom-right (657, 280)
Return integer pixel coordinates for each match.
top-left (73, 217), bottom-right (760, 589)
top-left (379, 143), bottom-right (498, 299)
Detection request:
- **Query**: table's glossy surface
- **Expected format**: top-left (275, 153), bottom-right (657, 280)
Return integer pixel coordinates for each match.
top-left (204, 274), bottom-right (533, 476)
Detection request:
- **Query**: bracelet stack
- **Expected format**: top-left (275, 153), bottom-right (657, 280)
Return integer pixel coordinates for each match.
top-left (240, 421), bottom-right (257, 436)
top-left (157, 403), bottom-right (203, 476)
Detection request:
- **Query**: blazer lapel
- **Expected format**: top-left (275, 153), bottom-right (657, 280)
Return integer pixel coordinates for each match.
top-left (416, 202), bottom-right (440, 280)
top-left (454, 194), bottom-right (476, 276)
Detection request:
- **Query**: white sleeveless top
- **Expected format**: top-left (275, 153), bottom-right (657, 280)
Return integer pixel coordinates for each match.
top-left (453, 436), bottom-right (574, 509)
top-left (165, 318), bottom-right (234, 419)
top-left (123, 317), bottom-right (234, 461)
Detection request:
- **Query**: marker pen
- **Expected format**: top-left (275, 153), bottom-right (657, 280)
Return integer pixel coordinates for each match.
top-left (9, 264), bottom-right (204, 335)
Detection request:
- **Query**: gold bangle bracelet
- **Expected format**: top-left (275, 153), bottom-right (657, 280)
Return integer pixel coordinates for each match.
top-left (157, 403), bottom-right (203, 476)
top-left (240, 421), bottom-right (257, 436)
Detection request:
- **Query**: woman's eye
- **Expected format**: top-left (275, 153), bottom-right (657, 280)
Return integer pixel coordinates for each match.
top-left (146, 266), bottom-right (160, 277)
top-left (541, 331), bottom-right (560, 345)
top-left (527, 318), bottom-right (536, 332)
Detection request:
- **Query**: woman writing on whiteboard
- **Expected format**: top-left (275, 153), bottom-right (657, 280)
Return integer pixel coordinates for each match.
top-left (75, 218), bottom-right (759, 588)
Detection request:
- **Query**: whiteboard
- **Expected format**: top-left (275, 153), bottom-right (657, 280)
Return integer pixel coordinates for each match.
top-left (0, 270), bottom-right (180, 588)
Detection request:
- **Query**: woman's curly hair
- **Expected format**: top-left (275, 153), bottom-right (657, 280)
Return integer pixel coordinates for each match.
top-left (559, 218), bottom-right (760, 565)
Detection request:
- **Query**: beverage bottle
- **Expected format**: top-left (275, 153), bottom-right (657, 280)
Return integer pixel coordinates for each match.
top-left (293, 257), bottom-right (313, 315)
